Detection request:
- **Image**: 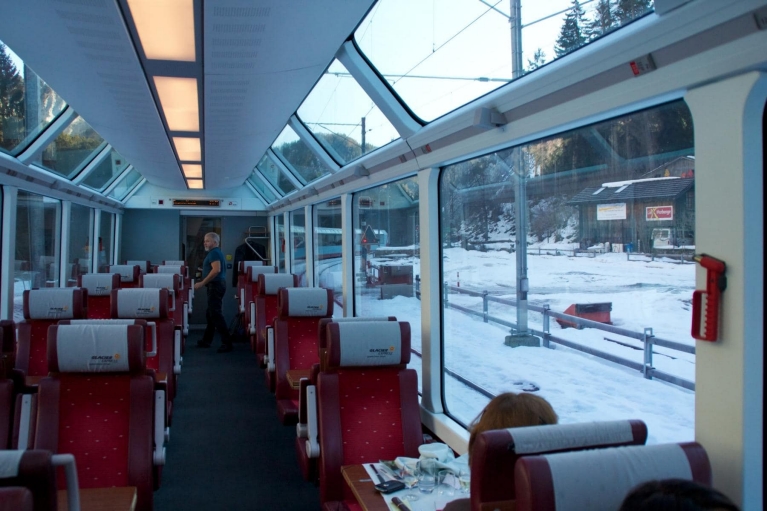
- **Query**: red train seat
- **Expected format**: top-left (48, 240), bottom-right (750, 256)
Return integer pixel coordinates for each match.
top-left (317, 320), bottom-right (421, 508)
top-left (244, 266), bottom-right (277, 343)
top-left (141, 272), bottom-right (187, 346)
top-left (471, 419), bottom-right (648, 510)
top-left (252, 273), bottom-right (298, 362)
top-left (237, 261), bottom-right (263, 313)
top-left (0, 450), bottom-right (81, 511)
top-left (155, 265), bottom-right (191, 320)
top-left (514, 442), bottom-right (712, 511)
top-left (107, 265), bottom-right (141, 289)
top-left (78, 273), bottom-right (120, 319)
top-left (125, 260), bottom-right (151, 274)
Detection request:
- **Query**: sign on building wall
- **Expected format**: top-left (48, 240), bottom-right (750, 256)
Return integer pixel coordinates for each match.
top-left (597, 203), bottom-right (627, 220)
top-left (646, 206), bottom-right (674, 221)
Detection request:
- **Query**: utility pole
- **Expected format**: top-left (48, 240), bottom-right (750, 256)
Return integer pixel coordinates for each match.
top-left (510, 0), bottom-right (523, 79)
top-left (360, 116), bottom-right (366, 153)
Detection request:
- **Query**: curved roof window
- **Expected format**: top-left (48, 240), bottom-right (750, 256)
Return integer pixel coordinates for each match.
top-left (271, 125), bottom-right (333, 185)
top-left (108, 167), bottom-right (143, 201)
top-left (297, 59), bottom-right (398, 165)
top-left (256, 154), bottom-right (297, 196)
top-left (247, 170), bottom-right (278, 204)
top-left (0, 40), bottom-right (67, 157)
top-left (81, 149), bottom-right (130, 191)
top-left (33, 114), bottom-right (106, 179)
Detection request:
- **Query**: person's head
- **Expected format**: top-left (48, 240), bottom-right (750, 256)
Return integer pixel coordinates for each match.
top-left (619, 479), bottom-right (739, 511)
top-left (203, 232), bottom-right (220, 252)
top-left (467, 392), bottom-right (558, 460)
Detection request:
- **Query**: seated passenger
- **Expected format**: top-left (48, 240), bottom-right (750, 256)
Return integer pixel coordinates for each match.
top-left (445, 392), bottom-right (557, 511)
top-left (619, 479), bottom-right (740, 511)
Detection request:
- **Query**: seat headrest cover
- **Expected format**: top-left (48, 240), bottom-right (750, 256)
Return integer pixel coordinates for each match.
top-left (329, 321), bottom-right (410, 367)
top-left (163, 260), bottom-right (184, 266)
top-left (109, 265), bottom-right (139, 282)
top-left (126, 260), bottom-right (149, 270)
top-left (509, 420), bottom-right (635, 454)
top-left (318, 316), bottom-right (396, 349)
top-left (52, 324), bottom-right (140, 373)
top-left (248, 265), bottom-right (277, 281)
top-left (114, 289), bottom-right (167, 319)
top-left (80, 273), bottom-right (119, 296)
top-left (259, 273), bottom-right (296, 295)
top-left (25, 289), bottom-right (79, 319)
top-left (280, 287), bottom-right (332, 317)
top-left (62, 319), bottom-right (146, 326)
top-left (240, 261), bottom-right (263, 271)
top-left (539, 443), bottom-right (695, 511)
top-left (0, 450), bottom-right (25, 478)
top-left (156, 265), bottom-right (183, 275)
top-left (141, 273), bottom-right (178, 291)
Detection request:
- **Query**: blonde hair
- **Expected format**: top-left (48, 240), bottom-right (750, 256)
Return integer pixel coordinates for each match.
top-left (467, 392), bottom-right (558, 460)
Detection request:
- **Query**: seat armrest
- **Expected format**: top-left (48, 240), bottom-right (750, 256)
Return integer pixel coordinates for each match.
top-left (249, 302), bottom-right (256, 335)
top-left (154, 390), bottom-right (167, 465)
top-left (182, 304), bottom-right (189, 336)
top-left (173, 327), bottom-right (182, 374)
top-left (305, 385), bottom-right (320, 458)
top-left (296, 378), bottom-right (309, 438)
top-left (266, 326), bottom-right (275, 372)
top-left (146, 322), bottom-right (157, 358)
top-left (52, 453), bottom-right (81, 511)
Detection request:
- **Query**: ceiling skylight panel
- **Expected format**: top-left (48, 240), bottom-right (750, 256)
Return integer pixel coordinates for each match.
top-left (81, 149), bottom-right (130, 191)
top-left (247, 172), bottom-right (278, 204)
top-left (32, 115), bottom-right (106, 179)
top-left (271, 125), bottom-right (333, 185)
top-left (297, 59), bottom-right (399, 165)
top-left (108, 168), bottom-right (143, 200)
top-left (257, 154), bottom-right (297, 196)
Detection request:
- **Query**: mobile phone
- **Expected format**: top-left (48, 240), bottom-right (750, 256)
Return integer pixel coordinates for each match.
top-left (374, 480), bottom-right (406, 494)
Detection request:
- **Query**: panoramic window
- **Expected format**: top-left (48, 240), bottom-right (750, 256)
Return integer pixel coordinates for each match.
top-left (34, 115), bottom-right (106, 179)
top-left (275, 214), bottom-right (286, 273)
top-left (438, 100), bottom-right (694, 444)
top-left (297, 59), bottom-right (399, 164)
top-left (81, 148), bottom-right (130, 191)
top-left (313, 198), bottom-right (343, 304)
top-left (98, 211), bottom-right (114, 271)
top-left (355, 0), bottom-right (654, 122)
top-left (289, 209), bottom-right (306, 285)
top-left (271, 125), bottom-right (333, 185)
top-left (353, 176), bottom-right (421, 387)
top-left (108, 168), bottom-right (143, 201)
top-left (257, 154), bottom-right (297, 196)
top-left (0, 40), bottom-right (67, 156)
top-left (68, 203), bottom-right (93, 284)
top-left (13, 191), bottom-right (61, 320)
top-left (247, 170), bottom-right (278, 204)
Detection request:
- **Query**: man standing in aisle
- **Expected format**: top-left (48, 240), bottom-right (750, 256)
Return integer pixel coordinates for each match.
top-left (194, 232), bottom-right (233, 353)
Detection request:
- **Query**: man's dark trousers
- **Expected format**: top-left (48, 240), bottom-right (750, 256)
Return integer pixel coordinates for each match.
top-left (202, 280), bottom-right (231, 347)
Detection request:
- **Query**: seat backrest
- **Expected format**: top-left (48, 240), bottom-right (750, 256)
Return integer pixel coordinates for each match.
top-left (317, 320), bottom-right (421, 505)
top-left (0, 487), bottom-right (33, 511)
top-left (140, 274), bottom-right (184, 333)
top-left (316, 316), bottom-right (396, 372)
top-left (125, 260), bottom-right (151, 274)
top-left (16, 289), bottom-right (87, 378)
top-left (34, 324), bottom-right (154, 511)
top-left (472, 419), bottom-right (648, 509)
top-left (243, 266), bottom-right (277, 320)
top-left (253, 273), bottom-right (298, 357)
top-left (78, 273), bottom-right (121, 319)
top-left (163, 260), bottom-right (185, 267)
top-left (108, 265), bottom-right (141, 288)
top-left (514, 442), bottom-right (711, 511)
top-left (0, 320), bottom-right (15, 378)
top-left (0, 450), bottom-right (57, 511)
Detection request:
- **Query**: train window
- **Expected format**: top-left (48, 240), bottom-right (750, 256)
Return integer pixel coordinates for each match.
top-left (275, 214), bottom-right (286, 272)
top-left (32, 115), bottom-right (107, 180)
top-left (13, 191), bottom-right (61, 320)
top-left (353, 176), bottom-right (421, 387)
top-left (246, 170), bottom-right (278, 204)
top-left (256, 154), bottom-right (296, 196)
top-left (0, 39), bottom-right (67, 157)
top-left (98, 212), bottom-right (114, 270)
top-left (313, 200), bottom-right (343, 301)
top-left (81, 149), bottom-right (130, 192)
top-left (290, 209), bottom-right (307, 285)
top-left (297, 59), bottom-right (398, 165)
top-left (355, 1), bottom-right (654, 123)
top-left (439, 100), bottom-right (695, 443)
top-left (67, 204), bottom-right (93, 284)
top-left (108, 168), bottom-right (143, 201)
top-left (272, 125), bottom-right (333, 185)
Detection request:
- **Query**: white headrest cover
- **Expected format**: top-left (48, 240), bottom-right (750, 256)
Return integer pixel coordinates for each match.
top-left (56, 325), bottom-right (130, 372)
top-left (544, 443), bottom-right (693, 511)
top-left (116, 289), bottom-right (162, 318)
top-left (27, 289), bottom-right (76, 319)
top-left (164, 260), bottom-right (184, 266)
top-left (142, 273), bottom-right (177, 291)
top-left (67, 319), bottom-right (138, 325)
top-left (249, 266), bottom-right (276, 282)
top-left (337, 321), bottom-right (402, 366)
top-left (285, 288), bottom-right (329, 317)
top-left (156, 265), bottom-right (183, 275)
top-left (509, 420), bottom-right (634, 454)
top-left (241, 261), bottom-right (263, 270)
top-left (0, 450), bottom-right (25, 478)
top-left (126, 260), bottom-right (148, 271)
top-left (110, 265), bottom-right (137, 282)
top-left (81, 273), bottom-right (117, 296)
top-left (261, 274), bottom-right (295, 295)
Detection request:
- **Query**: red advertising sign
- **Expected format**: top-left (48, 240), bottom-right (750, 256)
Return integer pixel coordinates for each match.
top-left (646, 206), bottom-right (673, 221)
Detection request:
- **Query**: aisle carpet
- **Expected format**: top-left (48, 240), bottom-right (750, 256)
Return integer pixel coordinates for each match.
top-left (154, 332), bottom-right (320, 510)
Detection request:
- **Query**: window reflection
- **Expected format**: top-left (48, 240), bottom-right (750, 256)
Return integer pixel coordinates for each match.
top-left (82, 149), bottom-right (129, 191)
top-left (257, 154), bottom-right (296, 196)
top-left (68, 203), bottom-right (93, 284)
top-left (247, 171), bottom-right (278, 203)
top-left (98, 212), bottom-right (114, 271)
top-left (108, 168), bottom-right (143, 200)
top-left (290, 210), bottom-right (306, 285)
top-left (313, 199), bottom-right (343, 304)
top-left (275, 214), bottom-right (286, 273)
top-left (35, 115), bottom-right (106, 179)
top-left (439, 100), bottom-right (694, 443)
top-left (353, 176), bottom-right (421, 389)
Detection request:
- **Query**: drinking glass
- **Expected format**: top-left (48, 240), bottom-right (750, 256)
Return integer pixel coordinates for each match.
top-left (436, 469), bottom-right (455, 498)
top-left (402, 468), bottom-right (419, 502)
top-left (417, 471), bottom-right (436, 494)
top-left (458, 468), bottom-right (470, 494)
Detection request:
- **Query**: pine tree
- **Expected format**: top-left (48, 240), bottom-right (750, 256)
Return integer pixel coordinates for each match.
top-left (586, 0), bottom-right (616, 40)
top-left (554, 0), bottom-right (588, 58)
top-left (526, 48), bottom-right (547, 73)
top-left (0, 42), bottom-right (24, 146)
top-left (614, 0), bottom-right (652, 25)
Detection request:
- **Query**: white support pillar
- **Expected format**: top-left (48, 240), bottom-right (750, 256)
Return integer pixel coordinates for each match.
top-left (685, 71), bottom-right (765, 511)
top-left (283, 212), bottom-right (292, 276)
top-left (418, 167), bottom-right (443, 415)
top-left (92, 210), bottom-right (101, 273)
top-left (60, 201), bottom-right (72, 287)
top-left (114, 213), bottom-right (123, 265)
top-left (340, 193), bottom-right (354, 317)
top-left (1, 187), bottom-right (18, 320)
top-left (304, 205), bottom-right (315, 287)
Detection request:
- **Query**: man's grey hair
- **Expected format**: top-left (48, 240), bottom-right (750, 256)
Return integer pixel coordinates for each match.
top-left (205, 232), bottom-right (220, 246)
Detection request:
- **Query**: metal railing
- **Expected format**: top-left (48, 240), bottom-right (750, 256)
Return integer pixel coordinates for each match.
top-left (414, 276), bottom-right (695, 391)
